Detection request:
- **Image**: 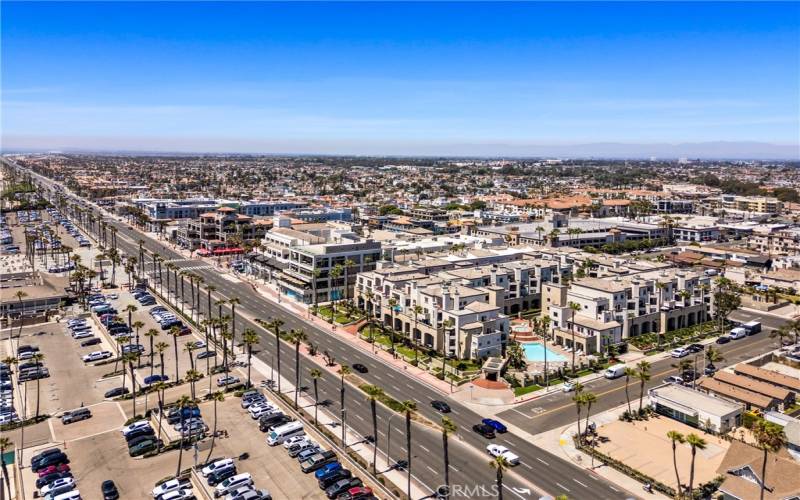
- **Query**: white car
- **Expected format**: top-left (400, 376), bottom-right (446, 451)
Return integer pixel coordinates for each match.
top-left (670, 347), bottom-right (690, 358)
top-left (107, 293), bottom-right (119, 300)
top-left (201, 458), bottom-right (234, 477)
top-left (41, 477), bottom-right (75, 495)
top-left (122, 420), bottom-right (152, 436)
top-left (159, 489), bottom-right (194, 500)
top-left (215, 473), bottom-right (253, 497)
top-left (192, 340), bottom-right (206, 349)
top-left (152, 478), bottom-right (182, 497)
top-left (282, 436), bottom-right (309, 449)
top-left (82, 350), bottom-right (112, 362)
top-left (217, 376), bottom-right (240, 387)
top-left (562, 380), bottom-right (578, 393)
top-left (486, 444), bottom-right (520, 465)
top-left (72, 330), bottom-right (94, 339)
top-left (249, 405), bottom-right (278, 420)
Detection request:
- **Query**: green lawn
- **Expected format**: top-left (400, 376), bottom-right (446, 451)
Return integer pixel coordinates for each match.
top-left (317, 305), bottom-right (360, 324)
top-left (514, 385), bottom-right (543, 396)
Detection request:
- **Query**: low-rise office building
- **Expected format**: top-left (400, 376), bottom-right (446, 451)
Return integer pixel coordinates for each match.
top-left (648, 383), bottom-right (742, 433)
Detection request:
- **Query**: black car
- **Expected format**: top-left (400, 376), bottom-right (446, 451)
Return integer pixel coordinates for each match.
top-left (704, 364), bottom-right (717, 376)
top-left (125, 426), bottom-right (155, 442)
top-left (431, 400), bottom-right (451, 413)
top-left (472, 424), bottom-right (496, 439)
top-left (716, 336), bottom-right (731, 344)
top-left (101, 479), bottom-right (120, 500)
top-left (352, 363), bottom-right (368, 374)
top-left (104, 387), bottom-right (129, 398)
top-left (325, 478), bottom-right (363, 499)
top-left (81, 337), bottom-right (102, 347)
top-left (127, 433), bottom-right (156, 448)
top-left (197, 350), bottom-right (216, 359)
top-left (207, 466), bottom-right (237, 486)
top-left (36, 472), bottom-right (73, 490)
top-left (318, 468), bottom-right (353, 489)
top-left (30, 448), bottom-right (62, 466)
top-left (687, 343), bottom-right (704, 353)
top-left (681, 369), bottom-right (699, 383)
top-left (31, 452), bottom-right (69, 472)
top-left (259, 414), bottom-right (291, 432)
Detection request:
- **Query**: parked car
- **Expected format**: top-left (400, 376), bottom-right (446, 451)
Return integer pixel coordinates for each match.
top-left (82, 351), bottom-right (112, 362)
top-left (214, 472), bottom-right (253, 497)
top-left (152, 479), bottom-right (184, 498)
top-left (351, 363), bottom-right (368, 373)
top-left (206, 465), bottom-right (237, 486)
top-left (300, 451), bottom-right (337, 473)
top-left (324, 478), bottom-right (362, 499)
top-left (128, 439), bottom-right (159, 457)
top-left (715, 335), bottom-right (731, 344)
top-left (104, 387), bottom-right (129, 398)
top-left (197, 350), bottom-right (216, 360)
top-left (121, 420), bottom-right (151, 436)
top-left (61, 407), bottom-right (92, 424)
top-left (31, 453), bottom-right (69, 473)
top-left (338, 486), bottom-right (373, 500)
top-left (217, 375), bottom-right (240, 387)
top-left (80, 337), bottom-right (102, 347)
top-left (663, 375), bottom-right (684, 385)
top-left (314, 461), bottom-right (342, 480)
top-left (144, 374), bottom-right (169, 385)
top-left (670, 347), bottom-right (690, 358)
top-left (36, 472), bottom-right (72, 490)
top-left (201, 458), bottom-right (234, 477)
top-left (36, 464), bottom-right (71, 478)
top-left (318, 468), bottom-right (352, 489)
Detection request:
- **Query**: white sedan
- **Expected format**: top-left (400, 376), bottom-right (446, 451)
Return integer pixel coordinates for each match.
top-left (486, 444), bottom-right (520, 465)
top-left (82, 350), bottom-right (112, 362)
top-left (201, 457), bottom-right (234, 477)
top-left (217, 375), bottom-right (240, 387)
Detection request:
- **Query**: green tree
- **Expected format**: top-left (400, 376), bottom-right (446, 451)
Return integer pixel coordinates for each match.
top-left (667, 430), bottom-right (686, 498)
top-left (753, 420), bottom-right (788, 500)
top-left (441, 416), bottom-right (457, 498)
top-left (309, 368), bottom-right (322, 425)
top-left (636, 360), bottom-right (651, 414)
top-left (489, 455), bottom-right (509, 500)
top-left (290, 329), bottom-right (308, 409)
top-left (400, 400), bottom-right (417, 500)
top-left (205, 391), bottom-right (225, 463)
top-left (686, 433), bottom-right (707, 495)
top-left (363, 384), bottom-right (383, 475)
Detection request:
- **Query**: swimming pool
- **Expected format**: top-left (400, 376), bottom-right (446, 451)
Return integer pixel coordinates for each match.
top-left (521, 342), bottom-right (567, 362)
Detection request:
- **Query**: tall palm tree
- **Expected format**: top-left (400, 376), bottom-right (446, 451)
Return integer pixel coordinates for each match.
top-left (636, 360), bottom-right (651, 413)
top-left (126, 353), bottom-right (140, 417)
top-left (311, 269), bottom-right (321, 314)
top-left (154, 341), bottom-right (169, 382)
top-left (267, 318), bottom-right (284, 392)
top-left (174, 394), bottom-right (193, 476)
top-left (123, 303), bottom-right (138, 330)
top-left (152, 381), bottom-right (167, 451)
top-left (290, 329), bottom-right (308, 408)
top-left (228, 297), bottom-right (241, 353)
top-left (363, 384), bottom-right (383, 474)
top-left (753, 420), bottom-right (788, 500)
top-left (400, 400), bottom-right (417, 500)
top-left (240, 328), bottom-right (259, 388)
top-left (0, 436), bottom-right (13, 499)
top-left (330, 264), bottom-right (343, 317)
top-left (412, 304), bottom-right (423, 364)
top-left (169, 325), bottom-right (182, 383)
top-left (667, 430), bottom-right (685, 497)
top-left (31, 352), bottom-right (45, 417)
top-left (685, 433), bottom-right (707, 496)
top-left (623, 367), bottom-right (636, 415)
top-left (568, 301), bottom-right (581, 374)
top-left (14, 290), bottom-right (28, 343)
top-left (582, 391), bottom-right (597, 440)
top-left (309, 368), bottom-right (323, 425)
top-left (205, 390), bottom-right (225, 463)
top-left (489, 455), bottom-right (509, 500)
top-left (387, 297), bottom-right (398, 356)
top-left (338, 364), bottom-right (351, 445)
top-left (441, 416), bottom-right (457, 498)
top-left (185, 369), bottom-right (202, 400)
top-left (572, 385), bottom-right (586, 444)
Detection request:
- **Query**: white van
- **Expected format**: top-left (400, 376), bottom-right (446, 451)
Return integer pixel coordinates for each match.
top-left (214, 472), bottom-right (253, 497)
top-left (729, 327), bottom-right (747, 340)
top-left (604, 364), bottom-right (627, 379)
top-left (267, 421), bottom-right (304, 446)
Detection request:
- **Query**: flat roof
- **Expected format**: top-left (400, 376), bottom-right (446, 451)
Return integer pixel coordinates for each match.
top-left (650, 383), bottom-right (742, 417)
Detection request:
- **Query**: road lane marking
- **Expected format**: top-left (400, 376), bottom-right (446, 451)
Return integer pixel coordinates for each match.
top-left (536, 457), bottom-right (549, 466)
top-left (555, 482), bottom-right (570, 492)
top-left (426, 465), bottom-right (436, 474)
top-left (502, 439), bottom-right (515, 446)
top-left (609, 485), bottom-right (620, 492)
top-left (449, 464), bottom-right (459, 472)
top-left (503, 484), bottom-right (529, 500)
top-left (419, 444), bottom-right (430, 453)
top-left (573, 479), bottom-right (588, 488)
top-left (522, 463), bottom-right (533, 470)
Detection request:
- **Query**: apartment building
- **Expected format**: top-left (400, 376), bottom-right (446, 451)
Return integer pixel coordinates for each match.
top-left (719, 195), bottom-right (782, 214)
top-left (175, 206), bottom-right (271, 251)
top-left (547, 270), bottom-right (711, 354)
top-left (133, 198), bottom-right (307, 220)
top-left (748, 227), bottom-right (800, 256)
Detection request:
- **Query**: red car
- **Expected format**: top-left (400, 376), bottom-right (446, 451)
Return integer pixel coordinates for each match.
top-left (37, 463), bottom-right (70, 478)
top-left (340, 486), bottom-right (373, 499)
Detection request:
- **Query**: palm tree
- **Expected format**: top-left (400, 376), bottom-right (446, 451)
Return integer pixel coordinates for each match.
top-left (582, 391), bottom-right (597, 440)
top-left (667, 430), bottom-right (685, 497)
top-left (240, 328), bottom-right (259, 388)
top-left (753, 420), bottom-right (788, 500)
top-left (623, 367), bottom-right (635, 415)
top-left (655, 282), bottom-right (666, 348)
top-left (489, 455), bottom-right (509, 500)
top-left (0, 436), bottom-right (13, 499)
top-left (441, 416), bottom-right (457, 497)
top-left (412, 304), bottom-right (423, 364)
top-left (568, 301), bottom-right (581, 374)
top-left (311, 269), bottom-right (322, 314)
top-left (31, 352), bottom-right (45, 418)
top-left (387, 297), bottom-right (398, 356)
top-left (309, 368), bottom-right (322, 425)
top-left (338, 364), bottom-right (351, 445)
top-left (14, 290), bottom-right (28, 343)
top-left (330, 264), bottom-right (344, 316)
top-left (362, 384), bottom-right (383, 474)
top-left (228, 297), bottom-right (241, 354)
top-left (123, 303), bottom-right (138, 330)
top-left (153, 381), bottom-right (167, 451)
top-left (290, 329), bottom-right (308, 408)
top-left (704, 345), bottom-right (724, 371)
top-left (169, 325), bottom-right (182, 383)
top-left (174, 394), bottom-right (193, 476)
top-left (144, 329), bottom-right (159, 376)
top-left (205, 390), bottom-right (225, 463)
top-left (185, 369), bottom-right (202, 400)
top-left (126, 353), bottom-right (140, 417)
top-left (685, 433), bottom-right (707, 496)
top-left (155, 341), bottom-right (169, 382)
top-left (399, 400), bottom-right (417, 500)
top-left (636, 360), bottom-right (651, 414)
top-left (572, 386), bottom-right (586, 444)
top-left (267, 318), bottom-right (284, 392)
top-left (343, 258), bottom-right (356, 303)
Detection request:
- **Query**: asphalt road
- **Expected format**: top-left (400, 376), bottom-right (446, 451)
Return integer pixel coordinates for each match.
top-left (498, 309), bottom-right (790, 433)
top-left (14, 163), bottom-right (634, 500)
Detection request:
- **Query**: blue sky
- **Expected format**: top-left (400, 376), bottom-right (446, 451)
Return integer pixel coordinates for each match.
top-left (2, 2), bottom-right (799, 157)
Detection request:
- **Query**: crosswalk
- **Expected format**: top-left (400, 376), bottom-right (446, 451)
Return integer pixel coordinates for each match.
top-left (174, 264), bottom-right (215, 271)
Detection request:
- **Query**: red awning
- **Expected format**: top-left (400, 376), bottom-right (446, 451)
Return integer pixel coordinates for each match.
top-left (211, 247), bottom-right (243, 255)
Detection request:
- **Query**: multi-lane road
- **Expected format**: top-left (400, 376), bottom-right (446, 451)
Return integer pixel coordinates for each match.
top-left (14, 159), bottom-right (793, 500)
top-left (14, 162), bottom-right (633, 500)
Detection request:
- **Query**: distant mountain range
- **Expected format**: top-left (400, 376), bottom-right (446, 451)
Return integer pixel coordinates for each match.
top-left (3, 139), bottom-right (798, 160)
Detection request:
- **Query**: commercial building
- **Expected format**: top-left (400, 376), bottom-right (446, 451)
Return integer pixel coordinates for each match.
top-left (648, 383), bottom-right (742, 433)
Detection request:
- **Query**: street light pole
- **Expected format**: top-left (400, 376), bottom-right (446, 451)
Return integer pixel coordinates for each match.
top-left (386, 413), bottom-right (398, 465)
